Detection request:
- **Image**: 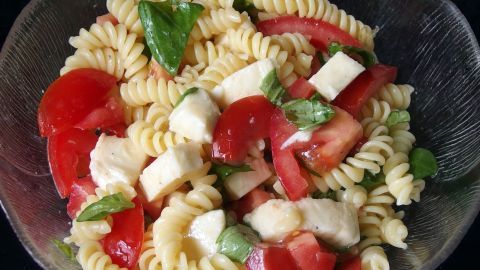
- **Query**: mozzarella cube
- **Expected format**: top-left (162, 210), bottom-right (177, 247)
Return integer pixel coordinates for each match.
top-left (244, 199), bottom-right (302, 242)
top-left (90, 134), bottom-right (148, 189)
top-left (308, 51), bottom-right (365, 101)
top-left (184, 210), bottom-right (226, 258)
top-left (297, 198), bottom-right (360, 247)
top-left (169, 88), bottom-right (220, 144)
top-left (139, 143), bottom-right (203, 201)
top-left (212, 59), bottom-right (276, 108)
top-left (224, 158), bottom-right (272, 200)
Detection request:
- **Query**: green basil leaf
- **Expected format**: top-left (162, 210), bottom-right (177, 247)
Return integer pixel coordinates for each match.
top-left (77, 193), bottom-right (135, 222)
top-left (233, 0), bottom-right (255, 13)
top-left (259, 69), bottom-right (286, 106)
top-left (316, 51), bottom-right (326, 66)
top-left (328, 42), bottom-right (376, 68)
top-left (386, 110), bottom-right (411, 128)
top-left (217, 224), bottom-right (260, 263)
top-left (139, 1), bottom-right (204, 76)
top-left (211, 163), bottom-right (252, 182)
top-left (312, 189), bottom-right (337, 201)
top-left (409, 148), bottom-right (438, 179)
top-left (310, 92), bottom-right (323, 101)
top-left (174, 87), bottom-right (199, 108)
top-left (359, 171), bottom-right (386, 190)
top-left (281, 99), bottom-right (335, 130)
top-left (52, 240), bottom-right (76, 262)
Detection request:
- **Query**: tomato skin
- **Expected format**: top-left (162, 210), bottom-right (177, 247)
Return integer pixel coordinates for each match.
top-left (38, 69), bottom-right (117, 137)
top-left (212, 96), bottom-right (275, 165)
top-left (337, 256), bottom-right (361, 270)
top-left (309, 55), bottom-right (322, 79)
top-left (332, 65), bottom-right (398, 118)
top-left (288, 77), bottom-right (316, 99)
top-left (231, 188), bottom-right (272, 221)
top-left (66, 176), bottom-right (97, 219)
top-left (75, 96), bottom-right (125, 131)
top-left (136, 187), bottom-right (164, 220)
top-left (96, 13), bottom-right (119, 25)
top-left (47, 128), bottom-right (99, 198)
top-left (257, 16), bottom-right (363, 51)
top-left (247, 244), bottom-right (298, 270)
top-left (102, 198), bottom-right (144, 269)
top-left (149, 58), bottom-right (174, 81)
top-left (350, 136), bottom-right (368, 156)
top-left (270, 109), bottom-right (310, 201)
top-left (287, 232), bottom-right (336, 270)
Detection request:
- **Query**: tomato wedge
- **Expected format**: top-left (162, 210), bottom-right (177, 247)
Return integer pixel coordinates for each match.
top-left (288, 77), bottom-right (316, 99)
top-left (75, 96), bottom-right (125, 131)
top-left (38, 68), bottom-right (117, 137)
top-left (287, 232), bottom-right (336, 270)
top-left (66, 176), bottom-right (97, 219)
top-left (337, 256), bottom-right (361, 270)
top-left (332, 65), bottom-right (398, 118)
top-left (212, 96), bottom-right (275, 165)
top-left (47, 128), bottom-right (99, 198)
top-left (231, 188), bottom-right (272, 221)
top-left (102, 198), bottom-right (144, 269)
top-left (270, 108), bottom-right (310, 201)
top-left (246, 244), bottom-right (297, 270)
top-left (136, 187), bottom-right (164, 220)
top-left (257, 16), bottom-right (363, 51)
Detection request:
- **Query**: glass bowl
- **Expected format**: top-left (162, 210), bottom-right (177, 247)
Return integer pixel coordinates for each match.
top-left (1, 0), bottom-right (479, 269)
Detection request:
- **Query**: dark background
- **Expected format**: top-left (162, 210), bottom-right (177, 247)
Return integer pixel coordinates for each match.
top-left (0, 0), bottom-right (479, 269)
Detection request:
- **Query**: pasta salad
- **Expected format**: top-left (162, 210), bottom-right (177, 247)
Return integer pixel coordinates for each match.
top-left (36, 0), bottom-right (439, 269)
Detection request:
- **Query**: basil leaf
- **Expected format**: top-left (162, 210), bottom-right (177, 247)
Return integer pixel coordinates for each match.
top-left (360, 171), bottom-right (386, 190)
top-left (217, 224), bottom-right (260, 263)
top-left (52, 240), bottom-right (76, 262)
top-left (409, 148), bottom-right (438, 179)
top-left (77, 193), bottom-right (135, 222)
top-left (316, 51), bottom-right (326, 66)
top-left (211, 163), bottom-right (252, 182)
top-left (139, 1), bottom-right (204, 75)
top-left (233, 0), bottom-right (256, 13)
top-left (328, 42), bottom-right (376, 68)
top-left (312, 189), bottom-right (337, 201)
top-left (386, 110), bottom-right (411, 128)
top-left (281, 99), bottom-right (335, 130)
top-left (175, 87), bottom-right (199, 108)
top-left (260, 69), bottom-right (286, 106)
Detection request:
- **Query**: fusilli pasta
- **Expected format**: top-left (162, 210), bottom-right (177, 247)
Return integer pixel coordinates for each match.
top-left (336, 185), bottom-right (368, 209)
top-left (383, 152), bottom-right (414, 206)
top-left (270, 32), bottom-right (316, 55)
top-left (77, 241), bottom-right (126, 270)
top-left (375, 83), bottom-right (414, 110)
top-left (191, 8), bottom-right (243, 41)
top-left (184, 41), bottom-right (228, 66)
top-left (360, 246), bottom-right (390, 270)
top-left (107, 0), bottom-right (144, 37)
top-left (120, 77), bottom-right (188, 107)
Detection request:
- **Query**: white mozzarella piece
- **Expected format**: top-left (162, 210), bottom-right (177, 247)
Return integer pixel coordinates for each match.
top-left (212, 59), bottom-right (276, 108)
top-left (139, 143), bottom-right (203, 201)
top-left (308, 51), bottom-right (365, 101)
top-left (185, 210), bottom-right (226, 258)
top-left (224, 158), bottom-right (272, 200)
top-left (169, 88), bottom-right (220, 143)
top-left (90, 134), bottom-right (148, 189)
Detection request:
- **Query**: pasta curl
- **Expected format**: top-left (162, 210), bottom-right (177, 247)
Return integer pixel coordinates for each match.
top-left (360, 246), bottom-right (390, 270)
top-left (270, 33), bottom-right (316, 55)
top-left (375, 83), bottom-right (414, 110)
top-left (77, 241), bottom-right (126, 270)
top-left (184, 41), bottom-right (228, 66)
top-left (107, 0), bottom-right (144, 37)
top-left (191, 8), bottom-right (243, 41)
top-left (120, 77), bottom-right (188, 107)
top-left (336, 185), bottom-right (368, 209)
top-left (383, 152), bottom-right (414, 206)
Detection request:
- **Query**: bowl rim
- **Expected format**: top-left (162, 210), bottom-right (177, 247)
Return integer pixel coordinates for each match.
top-left (1, 0), bottom-right (480, 269)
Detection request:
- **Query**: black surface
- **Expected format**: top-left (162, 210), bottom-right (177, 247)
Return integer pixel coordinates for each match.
top-left (0, 0), bottom-right (479, 269)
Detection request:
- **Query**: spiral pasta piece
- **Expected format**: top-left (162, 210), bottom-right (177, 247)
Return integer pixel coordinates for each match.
top-left (77, 241), bottom-right (126, 270)
top-left (410, 179), bottom-right (425, 203)
top-left (124, 105), bottom-right (149, 125)
top-left (383, 152), bottom-right (414, 206)
top-left (175, 63), bottom-right (207, 85)
top-left (389, 123), bottom-right (416, 155)
top-left (60, 48), bottom-right (125, 81)
top-left (336, 185), bottom-right (368, 209)
top-left (185, 41), bottom-right (228, 66)
top-left (346, 134), bottom-right (394, 174)
top-left (375, 84), bottom-right (414, 110)
top-left (107, 0), bottom-right (144, 37)
top-left (95, 182), bottom-right (137, 201)
top-left (361, 97), bottom-right (392, 124)
top-left (270, 32), bottom-right (316, 55)
top-left (138, 226), bottom-right (162, 270)
top-left (251, 0), bottom-right (375, 50)
top-left (288, 53), bottom-right (313, 77)
top-left (191, 8), bottom-right (243, 41)
top-left (120, 77), bottom-right (188, 107)
top-left (192, 0), bottom-right (234, 10)
top-left (361, 117), bottom-right (390, 139)
top-left (143, 102), bottom-right (173, 131)
top-left (177, 252), bottom-right (239, 270)
top-left (314, 163), bottom-right (364, 191)
top-left (360, 246), bottom-right (390, 270)
top-left (380, 216), bottom-right (408, 249)
top-left (127, 120), bottom-right (188, 157)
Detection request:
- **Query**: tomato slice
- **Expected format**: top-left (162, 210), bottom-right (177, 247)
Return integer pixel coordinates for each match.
top-left (38, 68), bottom-right (117, 137)
top-left (75, 96), bottom-right (125, 131)
top-left (350, 136), bottom-right (368, 156)
top-left (332, 65), bottom-right (398, 118)
top-left (149, 58), bottom-right (174, 81)
top-left (309, 55), bottom-right (322, 79)
top-left (136, 186), bottom-right (164, 220)
top-left (231, 188), bottom-right (272, 221)
top-left (47, 128), bottom-right (99, 198)
top-left (287, 232), bottom-right (336, 270)
top-left (96, 13), bottom-right (119, 25)
top-left (270, 109), bottom-right (310, 201)
top-left (297, 107), bottom-right (363, 174)
top-left (247, 244), bottom-right (297, 270)
top-left (288, 77), bottom-right (316, 99)
top-left (66, 176), bottom-right (97, 219)
top-left (102, 198), bottom-right (144, 269)
top-left (337, 256), bottom-right (361, 270)
top-left (212, 96), bottom-right (275, 165)
top-left (257, 16), bottom-right (363, 51)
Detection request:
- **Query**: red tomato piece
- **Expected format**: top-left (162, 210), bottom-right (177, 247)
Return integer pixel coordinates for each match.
top-left (75, 96), bottom-right (125, 131)
top-left (332, 65), bottom-right (398, 118)
top-left (212, 96), bottom-right (275, 165)
top-left (309, 55), bottom-right (322, 79)
top-left (38, 68), bottom-right (117, 137)
top-left (102, 198), bottom-right (144, 269)
top-left (149, 58), bottom-right (174, 81)
top-left (136, 187), bottom-right (164, 220)
top-left (102, 123), bottom-right (127, 138)
top-left (66, 176), bottom-right (97, 219)
top-left (287, 232), bottom-right (336, 270)
top-left (257, 16), bottom-right (363, 51)
top-left (297, 107), bottom-right (363, 174)
top-left (247, 244), bottom-right (298, 270)
top-left (96, 13), bottom-right (119, 25)
top-left (47, 128), bottom-right (99, 198)
top-left (231, 188), bottom-right (272, 220)
top-left (350, 136), bottom-right (368, 156)
top-left (270, 109), bottom-right (310, 201)
top-left (288, 77), bottom-right (316, 99)
top-left (337, 256), bottom-right (361, 270)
